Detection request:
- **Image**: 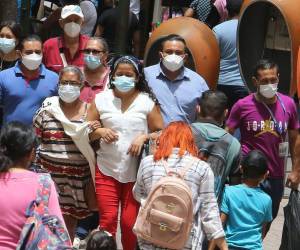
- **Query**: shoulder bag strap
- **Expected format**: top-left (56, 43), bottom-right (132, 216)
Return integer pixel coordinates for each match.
top-left (58, 37), bottom-right (68, 67)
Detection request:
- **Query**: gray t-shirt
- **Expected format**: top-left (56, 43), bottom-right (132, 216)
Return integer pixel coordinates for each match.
top-left (80, 0), bottom-right (97, 36)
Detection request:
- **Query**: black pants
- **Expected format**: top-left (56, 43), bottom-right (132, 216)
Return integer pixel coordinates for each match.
top-left (217, 85), bottom-right (249, 111)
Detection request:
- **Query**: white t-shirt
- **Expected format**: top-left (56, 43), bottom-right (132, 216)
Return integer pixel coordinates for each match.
top-left (95, 89), bottom-right (155, 183)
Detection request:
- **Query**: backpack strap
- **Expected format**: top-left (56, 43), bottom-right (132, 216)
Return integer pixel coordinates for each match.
top-left (36, 174), bottom-right (52, 210)
top-left (25, 174), bottom-right (52, 217)
top-left (161, 157), bottom-right (196, 179)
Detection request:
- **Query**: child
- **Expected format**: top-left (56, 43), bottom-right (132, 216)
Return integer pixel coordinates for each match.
top-left (86, 229), bottom-right (117, 250)
top-left (220, 150), bottom-right (272, 249)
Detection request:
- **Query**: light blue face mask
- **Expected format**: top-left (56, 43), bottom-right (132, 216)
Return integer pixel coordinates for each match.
top-left (0, 38), bottom-right (16, 54)
top-left (112, 75), bottom-right (135, 92)
top-left (84, 54), bottom-right (102, 70)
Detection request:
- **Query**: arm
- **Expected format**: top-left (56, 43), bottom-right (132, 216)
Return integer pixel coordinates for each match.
top-left (87, 100), bottom-right (118, 142)
top-left (225, 102), bottom-right (242, 135)
top-left (289, 129), bottom-right (298, 164)
top-left (127, 104), bottom-right (163, 157)
top-left (132, 160), bottom-right (147, 203)
top-left (208, 213), bottom-right (229, 250)
top-left (287, 131), bottom-right (300, 189)
top-left (262, 223), bottom-right (268, 239)
top-left (198, 167), bottom-right (227, 249)
top-left (94, 25), bottom-right (104, 37)
top-left (225, 126), bottom-right (235, 135)
top-left (184, 8), bottom-right (194, 17)
top-left (294, 133), bottom-right (300, 165)
top-left (228, 142), bottom-right (242, 185)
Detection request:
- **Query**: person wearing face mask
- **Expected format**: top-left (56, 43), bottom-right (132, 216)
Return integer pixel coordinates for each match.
top-left (87, 55), bottom-right (163, 250)
top-left (80, 37), bottom-right (110, 103)
top-left (43, 4), bottom-right (89, 73)
top-left (0, 35), bottom-right (58, 126)
top-left (0, 21), bottom-right (22, 71)
top-left (33, 65), bottom-right (99, 242)
top-left (226, 59), bottom-right (299, 231)
top-left (144, 34), bottom-right (209, 126)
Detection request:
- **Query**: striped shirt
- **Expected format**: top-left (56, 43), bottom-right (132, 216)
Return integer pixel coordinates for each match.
top-left (133, 148), bottom-right (224, 250)
top-left (33, 109), bottom-right (92, 219)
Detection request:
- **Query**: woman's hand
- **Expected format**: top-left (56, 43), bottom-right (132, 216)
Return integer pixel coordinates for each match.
top-left (89, 120), bottom-right (102, 131)
top-left (100, 128), bottom-right (119, 144)
top-left (90, 128), bottom-right (118, 143)
top-left (127, 134), bottom-right (148, 157)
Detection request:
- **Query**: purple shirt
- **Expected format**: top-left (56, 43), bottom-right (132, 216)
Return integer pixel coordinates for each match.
top-left (226, 93), bottom-right (299, 178)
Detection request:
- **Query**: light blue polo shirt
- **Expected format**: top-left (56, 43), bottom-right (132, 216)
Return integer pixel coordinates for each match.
top-left (144, 63), bottom-right (209, 125)
top-left (221, 184), bottom-right (273, 249)
top-left (0, 62), bottom-right (58, 125)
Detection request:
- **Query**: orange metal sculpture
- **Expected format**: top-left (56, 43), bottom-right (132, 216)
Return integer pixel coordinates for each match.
top-left (144, 17), bottom-right (220, 90)
top-left (238, 0), bottom-right (300, 96)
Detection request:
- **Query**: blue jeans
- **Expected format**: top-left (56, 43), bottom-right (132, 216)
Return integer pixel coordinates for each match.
top-left (75, 212), bottom-right (99, 239)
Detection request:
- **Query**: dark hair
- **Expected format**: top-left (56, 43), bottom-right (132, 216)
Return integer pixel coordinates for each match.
top-left (86, 230), bottom-right (117, 250)
top-left (226, 0), bottom-right (243, 17)
top-left (242, 150), bottom-right (268, 179)
top-left (199, 90), bottom-right (228, 120)
top-left (0, 21), bottom-right (23, 47)
top-left (88, 37), bottom-right (109, 53)
top-left (253, 59), bottom-right (279, 78)
top-left (160, 34), bottom-right (187, 53)
top-left (59, 0), bottom-right (80, 5)
top-left (0, 122), bottom-right (38, 173)
top-left (109, 55), bottom-right (158, 103)
top-left (20, 34), bottom-right (42, 51)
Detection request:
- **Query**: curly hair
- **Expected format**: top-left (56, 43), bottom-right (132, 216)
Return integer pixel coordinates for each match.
top-left (109, 55), bottom-right (159, 104)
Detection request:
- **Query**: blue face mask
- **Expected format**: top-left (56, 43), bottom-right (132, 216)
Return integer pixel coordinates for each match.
top-left (112, 75), bottom-right (135, 92)
top-left (0, 38), bottom-right (16, 54)
top-left (84, 54), bottom-right (102, 70)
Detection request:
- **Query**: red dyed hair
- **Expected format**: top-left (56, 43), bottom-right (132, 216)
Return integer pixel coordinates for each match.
top-left (154, 121), bottom-right (198, 161)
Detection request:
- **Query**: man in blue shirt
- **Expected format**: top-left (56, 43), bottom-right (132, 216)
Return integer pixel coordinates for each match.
top-left (0, 35), bottom-right (58, 125)
top-left (144, 34), bottom-right (209, 126)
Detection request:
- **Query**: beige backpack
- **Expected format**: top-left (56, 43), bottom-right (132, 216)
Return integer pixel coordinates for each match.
top-left (133, 159), bottom-right (195, 250)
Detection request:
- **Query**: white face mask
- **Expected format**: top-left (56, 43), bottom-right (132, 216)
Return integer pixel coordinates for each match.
top-left (259, 83), bottom-right (278, 99)
top-left (162, 54), bottom-right (184, 72)
top-left (22, 53), bottom-right (42, 70)
top-left (64, 22), bottom-right (81, 38)
top-left (58, 84), bottom-right (81, 103)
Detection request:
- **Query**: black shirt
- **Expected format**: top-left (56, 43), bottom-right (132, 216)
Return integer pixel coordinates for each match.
top-left (0, 58), bottom-right (17, 71)
top-left (98, 7), bottom-right (139, 54)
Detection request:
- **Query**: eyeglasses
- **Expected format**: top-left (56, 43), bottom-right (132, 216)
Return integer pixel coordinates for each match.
top-left (59, 80), bottom-right (81, 86)
top-left (23, 50), bottom-right (42, 55)
top-left (83, 49), bottom-right (105, 55)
